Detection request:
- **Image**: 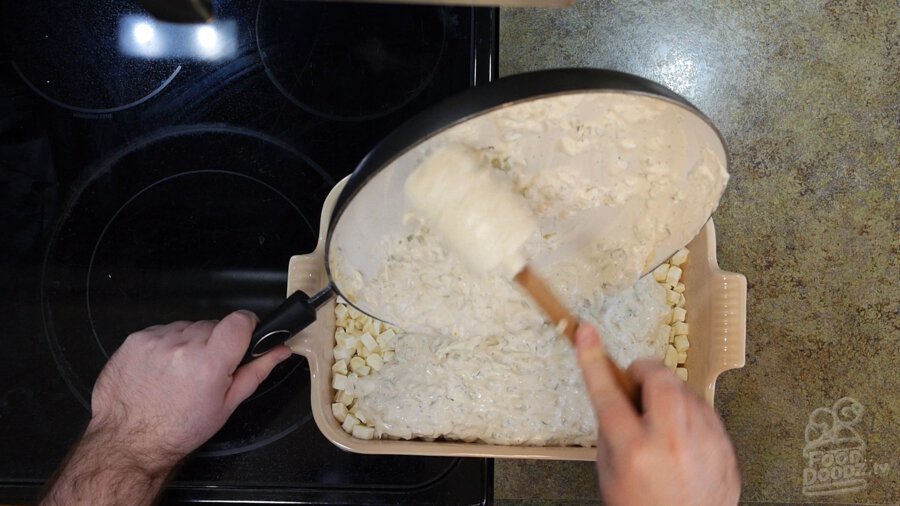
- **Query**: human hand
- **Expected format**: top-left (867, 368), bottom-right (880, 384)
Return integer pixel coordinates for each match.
top-left (575, 324), bottom-right (741, 506)
top-left (88, 310), bottom-right (293, 470)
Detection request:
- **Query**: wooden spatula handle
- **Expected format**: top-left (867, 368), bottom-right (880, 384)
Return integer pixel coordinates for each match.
top-left (514, 265), bottom-right (641, 408)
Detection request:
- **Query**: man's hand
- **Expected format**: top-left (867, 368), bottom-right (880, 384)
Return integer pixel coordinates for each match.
top-left (41, 310), bottom-right (292, 505)
top-left (575, 324), bottom-right (741, 506)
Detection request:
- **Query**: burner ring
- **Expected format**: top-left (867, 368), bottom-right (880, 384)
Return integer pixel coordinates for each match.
top-left (255, 1), bottom-right (447, 121)
top-left (41, 124), bottom-right (332, 455)
top-left (10, 61), bottom-right (182, 115)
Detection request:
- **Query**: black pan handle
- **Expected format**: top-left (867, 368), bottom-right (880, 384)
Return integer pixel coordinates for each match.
top-left (242, 286), bottom-right (333, 364)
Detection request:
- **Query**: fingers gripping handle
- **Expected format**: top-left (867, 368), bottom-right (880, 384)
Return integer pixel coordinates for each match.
top-left (242, 290), bottom-right (320, 364)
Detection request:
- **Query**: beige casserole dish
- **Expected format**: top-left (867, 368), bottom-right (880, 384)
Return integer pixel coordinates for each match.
top-left (285, 178), bottom-right (747, 461)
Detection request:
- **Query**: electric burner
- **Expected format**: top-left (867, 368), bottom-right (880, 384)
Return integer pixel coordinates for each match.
top-left (1, 1), bottom-right (181, 114)
top-left (41, 125), bottom-right (331, 456)
top-left (257, 1), bottom-right (446, 121)
top-left (1, 2), bottom-right (497, 503)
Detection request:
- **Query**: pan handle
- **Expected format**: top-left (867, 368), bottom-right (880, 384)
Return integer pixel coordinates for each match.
top-left (242, 286), bottom-right (334, 364)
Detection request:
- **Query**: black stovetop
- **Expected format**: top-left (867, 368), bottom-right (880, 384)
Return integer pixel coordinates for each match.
top-left (0, 1), bottom-right (496, 504)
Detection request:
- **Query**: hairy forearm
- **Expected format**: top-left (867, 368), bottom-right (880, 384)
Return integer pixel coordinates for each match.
top-left (40, 421), bottom-right (179, 506)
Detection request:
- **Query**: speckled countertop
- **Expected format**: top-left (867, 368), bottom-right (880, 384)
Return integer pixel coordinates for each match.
top-left (496, 1), bottom-right (899, 504)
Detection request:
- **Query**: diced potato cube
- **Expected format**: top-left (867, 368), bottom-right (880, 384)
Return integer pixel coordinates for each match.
top-left (675, 367), bottom-right (689, 381)
top-left (664, 345), bottom-right (678, 370)
top-left (347, 306), bottom-right (362, 319)
top-left (362, 322), bottom-right (376, 336)
top-left (367, 353), bottom-right (384, 371)
top-left (356, 365), bottom-right (371, 377)
top-left (670, 248), bottom-right (689, 266)
top-left (355, 410), bottom-right (367, 424)
top-left (666, 289), bottom-right (680, 306)
top-left (333, 346), bottom-right (353, 362)
top-left (665, 266), bottom-right (683, 286)
top-left (672, 307), bottom-right (687, 323)
top-left (673, 322), bottom-right (688, 336)
top-left (341, 413), bottom-right (359, 433)
top-left (674, 282), bottom-right (685, 294)
top-left (360, 332), bottom-right (378, 351)
top-left (677, 293), bottom-right (686, 307)
top-left (356, 341), bottom-right (370, 358)
top-left (674, 334), bottom-right (690, 351)
top-left (334, 304), bottom-right (348, 320)
top-left (668, 324), bottom-right (676, 342)
top-left (332, 373), bottom-right (348, 391)
top-left (335, 330), bottom-right (356, 350)
top-left (677, 350), bottom-right (688, 363)
top-left (331, 359), bottom-right (348, 375)
top-left (337, 390), bottom-right (354, 407)
top-left (349, 356), bottom-right (367, 373)
top-left (383, 351), bottom-right (395, 362)
top-left (332, 402), bottom-right (348, 423)
top-left (352, 425), bottom-right (375, 440)
top-left (652, 264), bottom-right (670, 282)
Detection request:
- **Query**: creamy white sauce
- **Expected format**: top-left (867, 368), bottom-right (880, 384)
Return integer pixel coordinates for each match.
top-left (343, 224), bottom-right (669, 445)
top-left (335, 92), bottom-right (727, 446)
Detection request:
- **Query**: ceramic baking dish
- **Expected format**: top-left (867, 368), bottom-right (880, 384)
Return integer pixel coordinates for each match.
top-left (285, 178), bottom-right (747, 461)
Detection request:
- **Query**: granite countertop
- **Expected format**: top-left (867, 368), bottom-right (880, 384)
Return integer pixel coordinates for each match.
top-left (496, 1), bottom-right (898, 504)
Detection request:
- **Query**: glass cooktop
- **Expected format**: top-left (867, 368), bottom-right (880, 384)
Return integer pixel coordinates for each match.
top-left (0, 1), bottom-right (496, 504)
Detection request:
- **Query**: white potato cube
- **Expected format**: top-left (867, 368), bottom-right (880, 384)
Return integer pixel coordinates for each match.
top-left (337, 390), bottom-right (354, 407)
top-left (341, 413), bottom-right (359, 433)
top-left (356, 341), bottom-right (370, 358)
top-left (355, 410), bottom-right (367, 424)
top-left (673, 322), bottom-right (689, 336)
top-left (352, 425), bottom-right (375, 440)
top-left (331, 373), bottom-right (348, 391)
top-left (677, 350), bottom-right (688, 363)
top-left (333, 346), bottom-right (353, 362)
top-left (674, 334), bottom-right (690, 352)
top-left (672, 307), bottom-right (687, 323)
top-left (671, 248), bottom-right (690, 266)
top-left (335, 330), bottom-right (357, 350)
top-left (367, 353), bottom-right (384, 371)
top-left (383, 351), bottom-right (395, 362)
top-left (360, 332), bottom-right (378, 352)
top-left (665, 266), bottom-right (683, 286)
top-left (349, 356), bottom-right (367, 373)
top-left (674, 282), bottom-right (685, 294)
top-left (331, 359), bottom-right (348, 375)
top-left (332, 402), bottom-right (348, 423)
top-left (677, 293), bottom-right (686, 307)
top-left (652, 264), bottom-right (670, 283)
top-left (356, 365), bottom-right (371, 377)
top-left (666, 289), bottom-right (680, 306)
top-left (664, 345), bottom-right (678, 370)
top-left (675, 367), bottom-right (689, 381)
top-left (334, 304), bottom-right (348, 320)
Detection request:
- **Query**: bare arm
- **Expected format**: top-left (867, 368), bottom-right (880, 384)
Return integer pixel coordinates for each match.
top-left (41, 311), bottom-right (292, 506)
top-left (575, 323), bottom-right (741, 506)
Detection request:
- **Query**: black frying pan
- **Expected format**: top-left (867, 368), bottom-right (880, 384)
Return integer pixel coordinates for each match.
top-left (243, 68), bottom-right (728, 363)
